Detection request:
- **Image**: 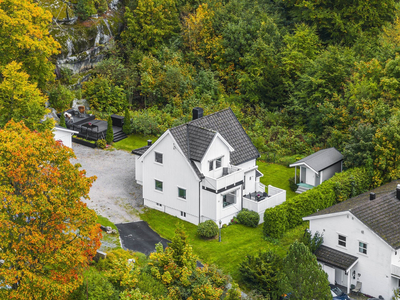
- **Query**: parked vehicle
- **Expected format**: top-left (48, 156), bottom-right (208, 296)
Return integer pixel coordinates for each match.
top-left (330, 284), bottom-right (351, 300)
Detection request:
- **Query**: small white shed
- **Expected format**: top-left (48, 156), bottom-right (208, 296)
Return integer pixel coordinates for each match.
top-left (289, 147), bottom-right (343, 193)
top-left (53, 126), bottom-right (78, 148)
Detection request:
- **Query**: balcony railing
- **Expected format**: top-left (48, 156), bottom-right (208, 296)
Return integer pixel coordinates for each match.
top-left (392, 264), bottom-right (400, 278)
top-left (243, 185), bottom-right (286, 214)
top-left (203, 167), bottom-right (244, 192)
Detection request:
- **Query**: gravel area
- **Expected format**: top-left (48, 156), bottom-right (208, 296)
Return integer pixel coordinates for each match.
top-left (72, 143), bottom-right (143, 224)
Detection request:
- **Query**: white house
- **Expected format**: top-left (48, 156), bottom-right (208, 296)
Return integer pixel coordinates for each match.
top-left (289, 147), bottom-right (343, 193)
top-left (53, 125), bottom-right (78, 148)
top-left (132, 108), bottom-right (286, 225)
top-left (303, 180), bottom-right (400, 300)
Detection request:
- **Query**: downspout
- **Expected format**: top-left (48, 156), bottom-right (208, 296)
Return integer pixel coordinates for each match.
top-left (199, 179), bottom-right (201, 224)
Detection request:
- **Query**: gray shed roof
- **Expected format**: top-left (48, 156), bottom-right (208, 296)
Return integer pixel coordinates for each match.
top-left (289, 147), bottom-right (343, 172)
top-left (315, 245), bottom-right (358, 271)
top-left (170, 108), bottom-right (260, 166)
top-left (306, 180), bottom-right (400, 249)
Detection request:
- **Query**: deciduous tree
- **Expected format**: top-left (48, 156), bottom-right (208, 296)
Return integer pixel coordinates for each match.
top-left (0, 120), bottom-right (101, 300)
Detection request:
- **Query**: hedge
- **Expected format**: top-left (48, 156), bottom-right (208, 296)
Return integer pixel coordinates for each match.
top-left (197, 220), bottom-right (219, 239)
top-left (263, 167), bottom-right (371, 238)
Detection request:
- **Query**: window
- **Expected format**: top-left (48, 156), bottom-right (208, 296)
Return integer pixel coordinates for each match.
top-left (181, 211), bottom-right (186, 217)
top-left (338, 235), bottom-right (346, 247)
top-left (359, 242), bottom-right (367, 254)
top-left (155, 180), bottom-right (163, 191)
top-left (209, 161), bottom-right (214, 171)
top-left (216, 157), bottom-right (222, 169)
top-left (178, 188), bottom-right (186, 199)
top-left (155, 152), bottom-right (163, 164)
top-left (223, 190), bottom-right (237, 208)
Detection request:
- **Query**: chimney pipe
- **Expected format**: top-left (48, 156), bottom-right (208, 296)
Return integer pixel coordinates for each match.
top-left (192, 107), bottom-right (203, 120)
top-left (369, 192), bottom-right (376, 201)
top-left (397, 184), bottom-right (400, 200)
top-left (147, 140), bottom-right (152, 146)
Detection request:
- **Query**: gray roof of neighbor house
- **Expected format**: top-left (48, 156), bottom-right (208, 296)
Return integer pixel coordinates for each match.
top-left (305, 180), bottom-right (400, 249)
top-left (289, 147), bottom-right (343, 172)
top-left (315, 245), bottom-right (358, 271)
top-left (170, 108), bottom-right (260, 165)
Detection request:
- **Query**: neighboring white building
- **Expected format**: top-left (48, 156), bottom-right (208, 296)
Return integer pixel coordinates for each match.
top-left (289, 147), bottom-right (343, 193)
top-left (132, 108), bottom-right (286, 225)
top-left (53, 125), bottom-right (78, 148)
top-left (303, 180), bottom-right (400, 300)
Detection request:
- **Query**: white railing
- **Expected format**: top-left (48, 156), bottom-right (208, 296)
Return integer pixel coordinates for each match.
top-left (258, 182), bottom-right (266, 193)
top-left (203, 168), bottom-right (244, 191)
top-left (243, 185), bottom-right (286, 224)
top-left (392, 264), bottom-right (400, 278)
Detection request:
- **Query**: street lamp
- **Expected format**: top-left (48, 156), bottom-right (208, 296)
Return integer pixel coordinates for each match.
top-left (219, 220), bottom-right (222, 242)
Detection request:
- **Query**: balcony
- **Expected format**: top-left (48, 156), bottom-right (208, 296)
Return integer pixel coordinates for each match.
top-left (392, 264), bottom-right (400, 278)
top-left (203, 166), bottom-right (244, 193)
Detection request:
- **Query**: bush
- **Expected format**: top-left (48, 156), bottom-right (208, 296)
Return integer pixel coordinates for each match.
top-left (263, 167), bottom-right (371, 238)
top-left (197, 220), bottom-right (218, 239)
top-left (47, 83), bottom-right (74, 112)
top-left (289, 175), bottom-right (299, 192)
top-left (122, 107), bottom-right (131, 135)
top-left (237, 209), bottom-right (259, 228)
top-left (96, 139), bottom-right (107, 149)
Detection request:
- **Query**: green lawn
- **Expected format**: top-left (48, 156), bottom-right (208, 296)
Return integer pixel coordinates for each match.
top-left (113, 133), bottom-right (159, 152)
top-left (140, 208), bottom-right (307, 281)
top-left (257, 161), bottom-right (297, 199)
top-left (97, 215), bottom-right (121, 252)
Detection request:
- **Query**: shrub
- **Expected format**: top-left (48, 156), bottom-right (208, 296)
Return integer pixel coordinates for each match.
top-left (122, 107), bottom-right (131, 135)
top-left (106, 116), bottom-right (114, 144)
top-left (197, 220), bottom-right (218, 239)
top-left (237, 209), bottom-right (259, 228)
top-left (96, 139), bottom-right (107, 149)
top-left (47, 83), bottom-right (74, 113)
top-left (263, 167), bottom-right (371, 238)
top-left (59, 112), bottom-right (66, 128)
top-left (289, 175), bottom-right (300, 192)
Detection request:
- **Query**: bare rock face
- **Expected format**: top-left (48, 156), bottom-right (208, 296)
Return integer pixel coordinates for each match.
top-left (40, 0), bottom-right (124, 76)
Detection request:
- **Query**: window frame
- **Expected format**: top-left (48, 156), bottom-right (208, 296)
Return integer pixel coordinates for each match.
top-left (222, 189), bottom-right (237, 208)
top-left (178, 187), bottom-right (186, 199)
top-left (215, 157), bottom-right (222, 169)
top-left (209, 160), bottom-right (214, 171)
top-left (155, 152), bottom-right (163, 164)
top-left (181, 211), bottom-right (186, 218)
top-left (359, 241), bottom-right (367, 255)
top-left (338, 234), bottom-right (347, 247)
top-left (155, 179), bottom-right (163, 192)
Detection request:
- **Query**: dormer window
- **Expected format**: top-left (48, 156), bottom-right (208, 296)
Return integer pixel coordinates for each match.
top-left (155, 152), bottom-right (163, 164)
top-left (216, 157), bottom-right (222, 169)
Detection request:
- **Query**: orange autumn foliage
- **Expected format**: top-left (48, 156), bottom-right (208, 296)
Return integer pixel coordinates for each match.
top-left (0, 121), bottom-right (101, 300)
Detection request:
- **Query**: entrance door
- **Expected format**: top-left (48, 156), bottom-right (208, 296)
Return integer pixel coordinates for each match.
top-left (306, 168), bottom-right (315, 186)
top-left (335, 269), bottom-right (349, 287)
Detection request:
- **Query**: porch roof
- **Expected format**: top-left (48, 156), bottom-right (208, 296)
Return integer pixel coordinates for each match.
top-left (315, 245), bottom-right (358, 272)
top-left (289, 147), bottom-right (343, 172)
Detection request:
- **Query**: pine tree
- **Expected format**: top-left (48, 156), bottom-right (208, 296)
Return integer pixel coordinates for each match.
top-left (106, 116), bottom-right (114, 144)
top-left (122, 107), bottom-right (131, 135)
top-left (59, 112), bottom-right (67, 128)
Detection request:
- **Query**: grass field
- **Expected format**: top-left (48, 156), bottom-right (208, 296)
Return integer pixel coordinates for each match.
top-left (113, 133), bottom-right (159, 152)
top-left (257, 161), bottom-right (297, 199)
top-left (140, 208), bottom-right (307, 281)
top-left (97, 215), bottom-right (121, 252)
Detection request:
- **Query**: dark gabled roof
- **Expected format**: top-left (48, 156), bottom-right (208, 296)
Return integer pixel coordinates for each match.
top-left (187, 125), bottom-right (216, 162)
top-left (306, 180), bottom-right (400, 249)
top-left (132, 145), bottom-right (150, 156)
top-left (290, 147), bottom-right (343, 172)
top-left (315, 245), bottom-right (358, 271)
top-left (170, 108), bottom-right (259, 165)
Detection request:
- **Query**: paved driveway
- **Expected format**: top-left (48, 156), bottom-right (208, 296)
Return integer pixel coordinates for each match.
top-left (72, 143), bottom-right (143, 224)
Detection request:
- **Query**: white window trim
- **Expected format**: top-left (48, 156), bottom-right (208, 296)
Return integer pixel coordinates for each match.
top-left (358, 240), bottom-right (368, 256)
top-left (180, 211), bottom-right (186, 218)
top-left (222, 188), bottom-right (239, 209)
top-left (154, 152), bottom-right (163, 165)
top-left (337, 233), bottom-right (347, 248)
top-left (178, 186), bottom-right (187, 200)
top-left (154, 179), bottom-right (163, 192)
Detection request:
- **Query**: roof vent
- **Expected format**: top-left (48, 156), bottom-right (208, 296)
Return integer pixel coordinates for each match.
top-left (192, 107), bottom-right (203, 120)
top-left (397, 184), bottom-right (400, 200)
top-left (147, 140), bottom-right (152, 146)
top-left (369, 192), bottom-right (376, 201)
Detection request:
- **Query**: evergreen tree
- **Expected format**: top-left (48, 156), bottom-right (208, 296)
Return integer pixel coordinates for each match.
top-left (106, 116), bottom-right (114, 144)
top-left (280, 241), bottom-right (331, 300)
top-left (122, 107), bottom-right (131, 135)
top-left (59, 112), bottom-right (67, 128)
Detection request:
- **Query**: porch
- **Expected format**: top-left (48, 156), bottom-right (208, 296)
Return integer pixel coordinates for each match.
top-left (243, 185), bottom-right (286, 224)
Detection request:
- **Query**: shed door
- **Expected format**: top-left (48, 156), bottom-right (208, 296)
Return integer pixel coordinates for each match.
top-left (306, 168), bottom-right (315, 186)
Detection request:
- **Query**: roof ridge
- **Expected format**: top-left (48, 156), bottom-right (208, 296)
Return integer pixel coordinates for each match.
top-left (186, 124), bottom-right (191, 160)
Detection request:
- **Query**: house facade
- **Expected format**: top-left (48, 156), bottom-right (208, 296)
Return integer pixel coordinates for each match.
top-left (53, 125), bottom-right (78, 148)
top-left (133, 108), bottom-right (286, 225)
top-left (289, 147), bottom-right (343, 193)
top-left (303, 180), bottom-right (400, 300)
